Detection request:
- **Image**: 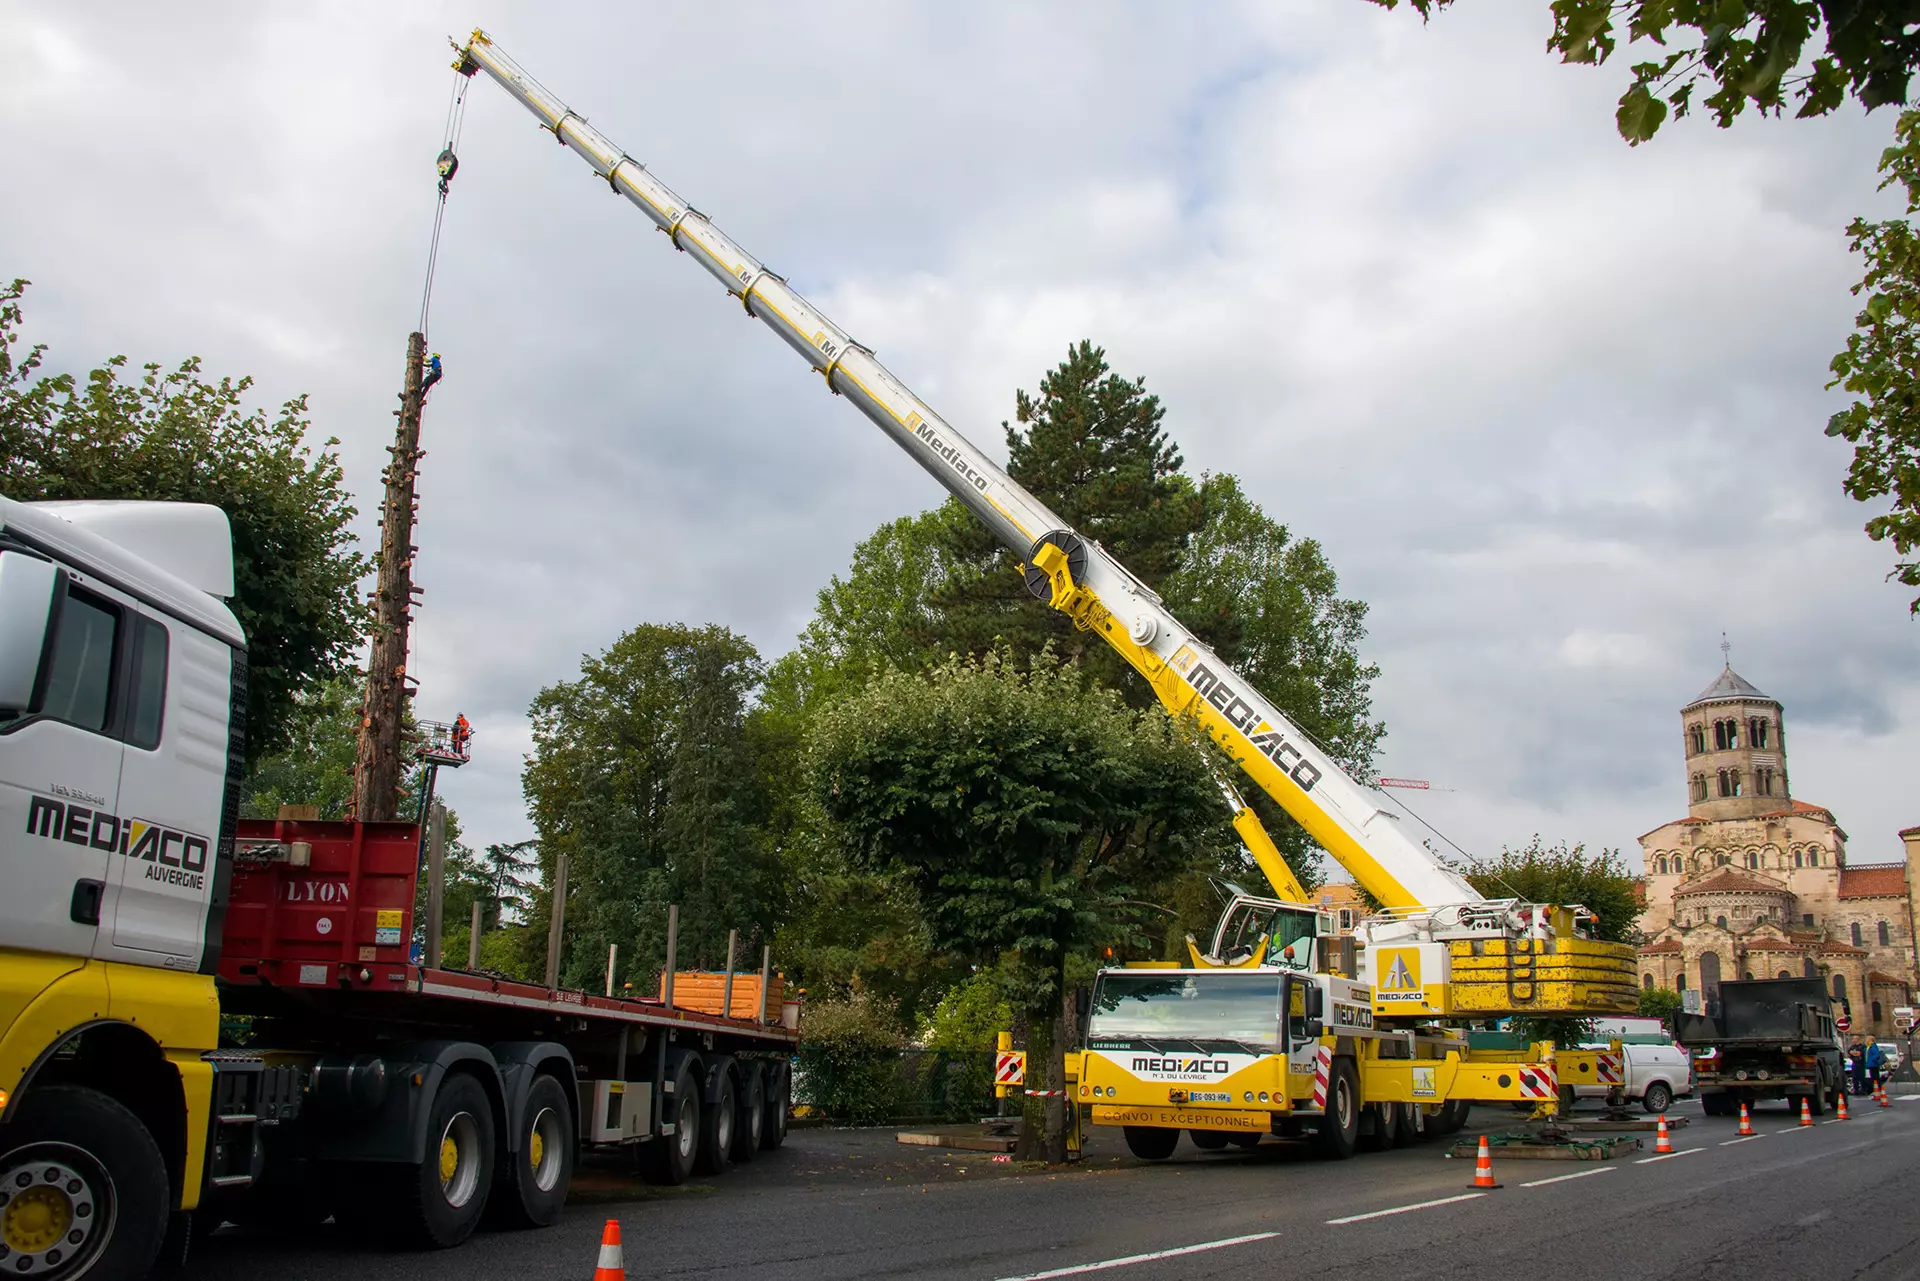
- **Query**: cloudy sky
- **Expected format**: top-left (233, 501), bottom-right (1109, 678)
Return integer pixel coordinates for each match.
top-left (4, 2), bottom-right (1915, 876)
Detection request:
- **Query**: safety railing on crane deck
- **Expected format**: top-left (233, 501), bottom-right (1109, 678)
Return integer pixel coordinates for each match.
top-left (415, 718), bottom-right (471, 767)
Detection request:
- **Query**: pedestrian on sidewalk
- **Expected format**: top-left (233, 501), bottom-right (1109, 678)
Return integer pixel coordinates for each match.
top-left (1848, 1041), bottom-right (1866, 1095)
top-left (1865, 1040), bottom-right (1885, 1094)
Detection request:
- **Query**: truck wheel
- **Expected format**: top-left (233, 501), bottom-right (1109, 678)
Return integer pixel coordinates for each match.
top-left (731, 1065), bottom-right (765, 1164)
top-left (391, 1071), bottom-right (495, 1248)
top-left (639, 1064), bottom-right (700, 1185)
top-left (492, 1073), bottom-right (573, 1229)
top-left (1700, 1093), bottom-right (1732, 1117)
top-left (1122, 1126), bottom-right (1180, 1160)
top-left (1187, 1130), bottom-right (1231, 1150)
top-left (1432, 1098), bottom-right (1470, 1137)
top-left (1312, 1059), bottom-right (1359, 1160)
top-left (759, 1064), bottom-right (789, 1152)
top-left (1805, 1084), bottom-right (1827, 1117)
top-left (1642, 1081), bottom-right (1673, 1114)
top-left (0, 1085), bottom-right (170, 1280)
top-left (693, 1065), bottom-right (737, 1177)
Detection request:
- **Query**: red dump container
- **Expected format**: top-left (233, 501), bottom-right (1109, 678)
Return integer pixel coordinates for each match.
top-left (219, 819), bottom-right (422, 992)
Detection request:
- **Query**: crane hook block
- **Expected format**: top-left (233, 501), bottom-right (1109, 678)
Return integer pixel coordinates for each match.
top-left (436, 147), bottom-right (459, 195)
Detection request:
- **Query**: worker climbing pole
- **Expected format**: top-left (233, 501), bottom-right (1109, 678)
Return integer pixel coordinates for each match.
top-left (351, 67), bottom-right (468, 821)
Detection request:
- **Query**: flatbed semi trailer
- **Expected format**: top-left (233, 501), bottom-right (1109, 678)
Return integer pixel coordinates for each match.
top-left (0, 498), bottom-right (797, 1279)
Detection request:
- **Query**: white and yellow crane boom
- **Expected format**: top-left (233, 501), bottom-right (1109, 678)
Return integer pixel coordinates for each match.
top-left (453, 31), bottom-right (1479, 911)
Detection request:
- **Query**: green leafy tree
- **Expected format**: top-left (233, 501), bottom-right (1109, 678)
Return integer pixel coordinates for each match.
top-left (1370, 2), bottom-right (1920, 143)
top-left (522, 623), bottom-right (779, 991)
top-left (1638, 984), bottom-right (1685, 1029)
top-left (240, 675), bottom-right (361, 819)
top-left (0, 279), bottom-right (370, 761)
top-left (809, 652), bottom-right (1224, 1160)
top-left (792, 990), bottom-right (908, 1124)
top-left (1452, 835), bottom-right (1643, 944)
top-left (1827, 109), bottom-right (1920, 612)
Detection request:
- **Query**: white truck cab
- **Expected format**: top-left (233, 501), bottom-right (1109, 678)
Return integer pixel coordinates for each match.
top-left (0, 498), bottom-right (245, 974)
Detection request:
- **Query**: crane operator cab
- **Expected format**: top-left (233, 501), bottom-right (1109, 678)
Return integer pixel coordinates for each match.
top-left (1203, 896), bottom-right (1335, 973)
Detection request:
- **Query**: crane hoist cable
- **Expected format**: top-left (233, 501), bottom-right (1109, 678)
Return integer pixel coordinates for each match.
top-left (418, 68), bottom-right (470, 339)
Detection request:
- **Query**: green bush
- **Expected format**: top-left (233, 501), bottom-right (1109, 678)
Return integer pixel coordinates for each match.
top-left (794, 991), bottom-right (906, 1125)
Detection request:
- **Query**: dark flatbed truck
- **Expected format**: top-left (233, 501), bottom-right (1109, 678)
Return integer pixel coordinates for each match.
top-left (1675, 978), bottom-right (1843, 1116)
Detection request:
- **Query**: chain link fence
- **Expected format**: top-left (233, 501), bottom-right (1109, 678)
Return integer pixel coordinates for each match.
top-left (793, 1049), bottom-right (999, 1126)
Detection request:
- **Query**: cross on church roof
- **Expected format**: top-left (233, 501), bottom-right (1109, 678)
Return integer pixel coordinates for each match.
top-left (1721, 633), bottom-right (1731, 663)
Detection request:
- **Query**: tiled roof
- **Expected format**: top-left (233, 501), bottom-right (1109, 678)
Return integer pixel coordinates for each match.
top-left (1839, 865), bottom-right (1908, 899)
top-left (1756, 800), bottom-right (1833, 821)
top-left (1686, 665), bottom-right (1774, 708)
top-left (1901, 825), bottom-right (1920, 838)
top-left (1638, 817), bottom-right (1707, 841)
top-left (1639, 938), bottom-right (1683, 954)
top-left (1867, 971), bottom-right (1910, 986)
top-left (1820, 940), bottom-right (1870, 955)
top-left (1675, 869), bottom-right (1789, 897)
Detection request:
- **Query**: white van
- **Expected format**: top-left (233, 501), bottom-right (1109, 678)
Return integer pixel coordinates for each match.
top-left (1577, 1019), bottom-right (1695, 1113)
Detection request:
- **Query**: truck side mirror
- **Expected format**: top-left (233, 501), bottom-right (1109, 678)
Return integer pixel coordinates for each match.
top-left (1301, 983), bottom-right (1324, 1039)
top-left (0, 552), bottom-right (59, 712)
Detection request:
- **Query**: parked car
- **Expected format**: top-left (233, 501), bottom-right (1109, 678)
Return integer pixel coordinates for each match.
top-left (1575, 1038), bottom-right (1695, 1113)
top-left (1875, 1042), bottom-right (1903, 1074)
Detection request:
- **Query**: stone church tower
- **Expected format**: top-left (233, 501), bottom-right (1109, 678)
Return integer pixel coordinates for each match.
top-left (1681, 659), bottom-right (1788, 820)
top-left (1637, 657), bottom-right (1919, 1038)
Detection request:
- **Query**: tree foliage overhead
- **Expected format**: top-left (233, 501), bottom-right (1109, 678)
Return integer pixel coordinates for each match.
top-left (0, 279), bottom-right (370, 762)
top-left (1451, 835), bottom-right (1643, 944)
top-left (1372, 1), bottom-right (1920, 143)
top-left (522, 622), bottom-right (779, 990)
top-left (1827, 108), bottom-right (1920, 612)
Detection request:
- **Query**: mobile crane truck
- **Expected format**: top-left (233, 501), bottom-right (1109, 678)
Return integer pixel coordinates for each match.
top-left (0, 496), bottom-right (797, 1276)
top-left (446, 32), bottom-right (1638, 1160)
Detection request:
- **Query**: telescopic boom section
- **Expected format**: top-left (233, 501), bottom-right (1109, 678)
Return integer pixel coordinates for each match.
top-left (453, 31), bottom-right (1479, 912)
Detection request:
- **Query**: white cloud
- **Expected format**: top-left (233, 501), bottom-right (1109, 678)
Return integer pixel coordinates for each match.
top-left (1, 0), bottom-right (1912, 877)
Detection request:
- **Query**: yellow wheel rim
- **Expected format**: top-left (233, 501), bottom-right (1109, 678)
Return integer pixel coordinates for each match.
top-left (528, 1128), bottom-right (544, 1172)
top-left (2, 1184), bottom-right (72, 1254)
top-left (439, 1135), bottom-right (459, 1186)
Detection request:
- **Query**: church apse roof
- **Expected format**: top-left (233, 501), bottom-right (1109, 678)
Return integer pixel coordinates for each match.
top-left (1674, 868), bottom-right (1790, 897)
top-left (1639, 938), bottom-right (1683, 954)
top-left (1838, 864), bottom-right (1909, 899)
top-left (1685, 665), bottom-right (1776, 710)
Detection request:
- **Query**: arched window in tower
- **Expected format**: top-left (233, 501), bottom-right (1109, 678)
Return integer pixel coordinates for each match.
top-left (1879, 921), bottom-right (1891, 947)
top-left (1717, 853), bottom-right (1731, 867)
top-left (1714, 720), bottom-right (1729, 750)
top-left (1746, 851), bottom-right (1758, 869)
top-left (1692, 774), bottom-right (1708, 802)
top-left (1852, 922), bottom-right (1864, 948)
top-left (1643, 973), bottom-right (1654, 990)
top-left (1804, 958), bottom-right (1816, 979)
top-left (1716, 915), bottom-right (1728, 929)
top-left (1717, 769), bottom-right (1731, 797)
top-left (1749, 717), bottom-right (1770, 749)
top-left (1794, 850), bottom-right (1804, 868)
top-left (1699, 951), bottom-right (1722, 993)
top-left (1675, 970), bottom-right (1686, 992)
top-left (1833, 973), bottom-right (1847, 1002)
top-left (1873, 1000), bottom-right (1884, 1023)
top-left (1729, 772), bottom-right (1743, 797)
top-left (1756, 767), bottom-right (1774, 797)
top-left (1689, 724), bottom-right (1706, 755)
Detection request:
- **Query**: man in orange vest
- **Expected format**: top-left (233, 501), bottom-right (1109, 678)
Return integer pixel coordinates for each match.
top-left (451, 714), bottom-right (471, 758)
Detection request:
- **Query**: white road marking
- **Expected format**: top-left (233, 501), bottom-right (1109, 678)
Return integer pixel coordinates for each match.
top-left (1635, 1148), bottom-right (1701, 1164)
top-left (995, 1233), bottom-right (1280, 1279)
top-left (1519, 1167), bottom-right (1618, 1189)
top-left (1326, 1193), bottom-right (1487, 1225)
top-left (1719, 1136), bottom-right (1762, 1146)
top-left (1821, 1119), bottom-right (1844, 1125)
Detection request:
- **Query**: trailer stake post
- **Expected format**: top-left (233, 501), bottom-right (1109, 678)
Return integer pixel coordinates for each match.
top-left (758, 944), bottom-right (772, 1024)
top-left (424, 799), bottom-right (447, 970)
top-left (721, 928), bottom-right (738, 1019)
top-left (606, 942), bottom-right (619, 997)
top-left (467, 900), bottom-right (482, 969)
top-left (544, 852), bottom-right (569, 990)
top-left (662, 904), bottom-right (679, 1009)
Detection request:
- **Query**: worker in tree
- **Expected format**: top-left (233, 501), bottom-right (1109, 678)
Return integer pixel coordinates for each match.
top-left (451, 713), bottom-right (471, 758)
top-left (422, 351), bottom-right (444, 398)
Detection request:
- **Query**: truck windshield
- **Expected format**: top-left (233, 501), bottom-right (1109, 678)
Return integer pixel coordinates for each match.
top-left (1087, 972), bottom-right (1282, 1048)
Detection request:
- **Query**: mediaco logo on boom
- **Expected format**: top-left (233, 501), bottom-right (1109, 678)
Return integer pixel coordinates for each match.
top-left (1171, 647), bottom-right (1324, 791)
top-left (911, 418), bottom-right (990, 493)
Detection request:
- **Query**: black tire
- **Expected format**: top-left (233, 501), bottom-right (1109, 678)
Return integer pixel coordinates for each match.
top-left (759, 1063), bottom-right (789, 1152)
top-left (1642, 1080), bottom-right (1674, 1115)
top-left (1187, 1129), bottom-right (1232, 1151)
top-left (1431, 1098), bottom-right (1471, 1137)
top-left (694, 1064), bottom-right (737, 1177)
top-left (1805, 1084), bottom-right (1827, 1117)
top-left (1122, 1126), bottom-right (1180, 1160)
top-left (1313, 1059), bottom-right (1359, 1160)
top-left (732, 1065), bottom-right (765, 1164)
top-left (0, 1085), bottom-right (171, 1280)
top-left (1227, 1132), bottom-right (1263, 1150)
top-left (1356, 1103), bottom-right (1391, 1153)
top-left (376, 1070), bottom-right (495, 1249)
top-left (639, 1065), bottom-right (700, 1186)
top-left (1389, 1102), bottom-right (1417, 1148)
top-left (1701, 1092), bottom-right (1733, 1117)
top-left (491, 1073), bottom-right (573, 1229)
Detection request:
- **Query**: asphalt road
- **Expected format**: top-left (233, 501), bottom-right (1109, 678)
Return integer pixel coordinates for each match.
top-left (187, 1094), bottom-right (1920, 1281)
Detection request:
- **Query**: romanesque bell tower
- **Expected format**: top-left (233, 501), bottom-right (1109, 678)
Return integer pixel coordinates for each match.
top-left (1681, 646), bottom-right (1788, 821)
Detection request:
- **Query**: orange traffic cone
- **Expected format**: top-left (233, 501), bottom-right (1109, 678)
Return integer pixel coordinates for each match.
top-left (1837, 1091), bottom-right (1851, 1120)
top-left (1879, 1083), bottom-right (1892, 1109)
top-left (1800, 1097), bottom-right (1813, 1127)
top-left (1471, 1134), bottom-right (1500, 1189)
top-left (593, 1219), bottom-right (624, 1281)
top-left (1738, 1102), bottom-right (1754, 1136)
top-left (1654, 1114), bottom-right (1673, 1153)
